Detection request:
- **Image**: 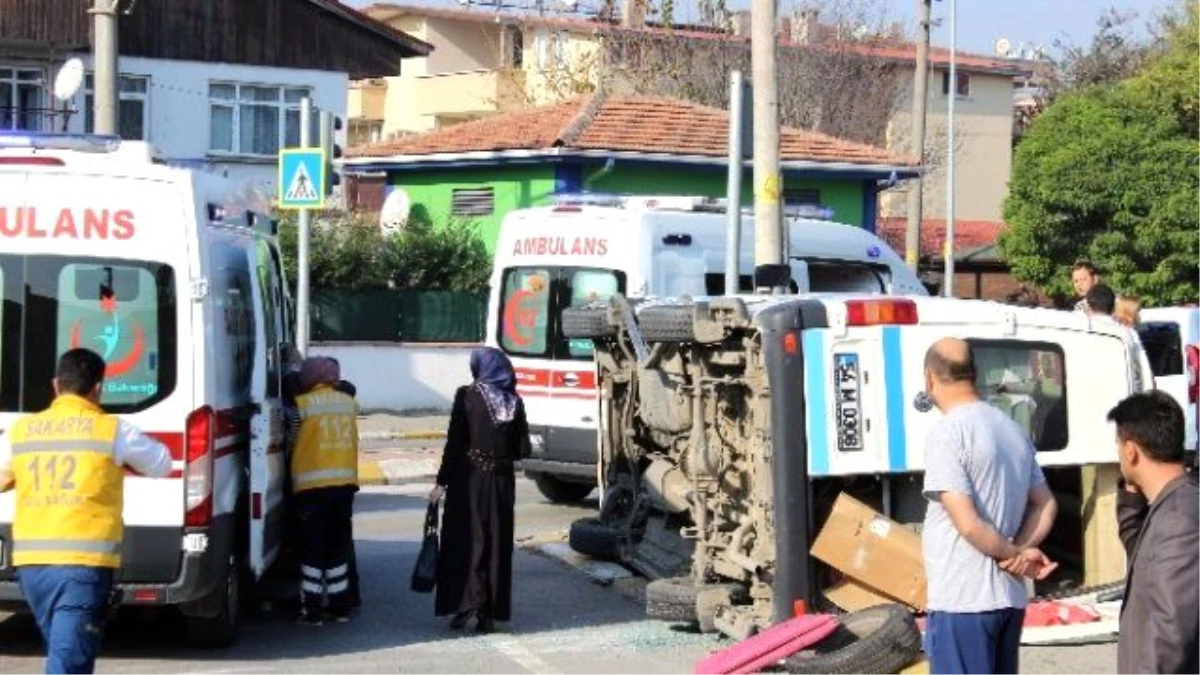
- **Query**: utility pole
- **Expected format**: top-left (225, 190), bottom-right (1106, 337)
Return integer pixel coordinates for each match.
top-left (904, 0), bottom-right (931, 272)
top-left (751, 0), bottom-right (784, 294)
top-left (724, 69), bottom-right (745, 295)
top-left (944, 0), bottom-right (957, 297)
top-left (296, 97), bottom-right (314, 356)
top-left (89, 0), bottom-right (121, 135)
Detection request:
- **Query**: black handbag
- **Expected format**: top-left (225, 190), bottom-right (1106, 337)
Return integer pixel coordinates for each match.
top-left (411, 501), bottom-right (439, 593)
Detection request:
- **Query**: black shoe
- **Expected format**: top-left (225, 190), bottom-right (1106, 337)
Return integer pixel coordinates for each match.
top-left (298, 612), bottom-right (323, 627)
top-left (475, 615), bottom-right (495, 634)
top-left (450, 611), bottom-right (474, 630)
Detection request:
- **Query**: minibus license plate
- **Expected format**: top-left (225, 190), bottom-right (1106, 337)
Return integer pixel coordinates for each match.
top-left (834, 353), bottom-right (863, 451)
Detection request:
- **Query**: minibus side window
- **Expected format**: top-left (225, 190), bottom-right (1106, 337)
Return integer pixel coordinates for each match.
top-left (968, 339), bottom-right (1068, 452)
top-left (498, 267), bottom-right (552, 357)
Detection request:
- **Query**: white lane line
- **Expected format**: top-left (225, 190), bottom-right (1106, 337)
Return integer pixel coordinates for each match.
top-left (486, 634), bottom-right (559, 675)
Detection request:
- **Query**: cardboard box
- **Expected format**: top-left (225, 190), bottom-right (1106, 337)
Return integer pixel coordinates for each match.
top-left (810, 493), bottom-right (928, 611)
top-left (823, 578), bottom-right (897, 612)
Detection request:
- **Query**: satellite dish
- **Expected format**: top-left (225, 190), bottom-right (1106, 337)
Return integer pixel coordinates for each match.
top-left (380, 188), bottom-right (411, 235)
top-left (53, 58), bottom-right (85, 102)
top-left (994, 37), bottom-right (1012, 58)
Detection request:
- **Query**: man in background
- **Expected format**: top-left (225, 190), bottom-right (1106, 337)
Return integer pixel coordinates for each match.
top-left (1072, 261), bottom-right (1102, 311)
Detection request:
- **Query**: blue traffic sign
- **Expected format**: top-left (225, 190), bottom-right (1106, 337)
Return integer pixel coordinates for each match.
top-left (278, 148), bottom-right (326, 210)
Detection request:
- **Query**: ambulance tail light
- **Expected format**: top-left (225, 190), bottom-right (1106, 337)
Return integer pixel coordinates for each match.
top-left (845, 299), bottom-right (918, 326)
top-left (0, 157), bottom-right (65, 166)
top-left (184, 406), bottom-right (214, 528)
top-left (1186, 344), bottom-right (1198, 404)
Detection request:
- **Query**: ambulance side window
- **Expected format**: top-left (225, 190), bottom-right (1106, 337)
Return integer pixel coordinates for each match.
top-left (969, 339), bottom-right (1068, 452)
top-left (498, 267), bottom-right (552, 356)
top-left (255, 241), bottom-right (282, 398)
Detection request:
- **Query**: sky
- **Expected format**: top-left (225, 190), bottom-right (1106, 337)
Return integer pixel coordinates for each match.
top-left (349, 0), bottom-right (1178, 58)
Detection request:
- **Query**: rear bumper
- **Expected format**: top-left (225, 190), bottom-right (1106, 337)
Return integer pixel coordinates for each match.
top-left (0, 517), bottom-right (234, 611)
top-left (523, 424), bottom-right (597, 482)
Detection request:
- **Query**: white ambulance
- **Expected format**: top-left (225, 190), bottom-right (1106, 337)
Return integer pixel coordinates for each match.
top-left (485, 194), bottom-right (926, 503)
top-left (0, 133), bottom-right (290, 647)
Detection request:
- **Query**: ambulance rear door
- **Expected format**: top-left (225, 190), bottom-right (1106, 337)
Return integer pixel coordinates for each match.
top-left (246, 236), bottom-right (288, 578)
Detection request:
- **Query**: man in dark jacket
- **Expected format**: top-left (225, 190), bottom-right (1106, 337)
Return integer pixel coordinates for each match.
top-left (1110, 391), bottom-right (1199, 674)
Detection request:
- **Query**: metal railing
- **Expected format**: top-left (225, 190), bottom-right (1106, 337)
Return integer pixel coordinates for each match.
top-left (0, 107), bottom-right (77, 133)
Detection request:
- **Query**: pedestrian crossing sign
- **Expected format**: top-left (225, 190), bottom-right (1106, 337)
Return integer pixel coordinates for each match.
top-left (278, 148), bottom-right (327, 210)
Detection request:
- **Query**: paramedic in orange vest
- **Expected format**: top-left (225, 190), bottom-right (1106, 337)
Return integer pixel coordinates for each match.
top-left (0, 348), bottom-right (171, 674)
top-left (290, 357), bottom-right (359, 625)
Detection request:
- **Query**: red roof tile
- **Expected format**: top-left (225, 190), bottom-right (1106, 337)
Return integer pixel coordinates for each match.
top-left (876, 217), bottom-right (1005, 258)
top-left (348, 93), bottom-right (915, 167)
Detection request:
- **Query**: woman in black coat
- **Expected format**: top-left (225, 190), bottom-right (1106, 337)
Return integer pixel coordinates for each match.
top-left (429, 347), bottom-right (530, 633)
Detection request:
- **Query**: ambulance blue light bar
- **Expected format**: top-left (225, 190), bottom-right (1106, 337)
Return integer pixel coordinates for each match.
top-left (0, 132), bottom-right (120, 153)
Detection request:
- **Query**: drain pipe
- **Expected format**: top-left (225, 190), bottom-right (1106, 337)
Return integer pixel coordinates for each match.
top-left (583, 158), bottom-right (616, 189)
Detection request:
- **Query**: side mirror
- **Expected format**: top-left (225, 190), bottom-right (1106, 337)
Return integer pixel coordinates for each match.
top-left (913, 391), bottom-right (934, 413)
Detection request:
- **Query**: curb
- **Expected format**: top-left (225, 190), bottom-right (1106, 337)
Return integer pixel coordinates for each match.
top-left (358, 430), bottom-right (446, 442)
top-left (357, 457), bottom-right (440, 487)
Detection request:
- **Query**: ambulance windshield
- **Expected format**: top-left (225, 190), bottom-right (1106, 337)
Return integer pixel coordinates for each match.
top-left (0, 254), bottom-right (177, 413)
top-left (497, 266), bottom-right (624, 360)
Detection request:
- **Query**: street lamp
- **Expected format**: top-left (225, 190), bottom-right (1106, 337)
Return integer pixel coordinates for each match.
top-left (943, 0), bottom-right (957, 297)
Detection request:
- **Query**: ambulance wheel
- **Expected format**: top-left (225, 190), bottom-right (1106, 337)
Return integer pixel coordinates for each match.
top-left (646, 577), bottom-right (747, 625)
top-left (561, 306), bottom-right (616, 339)
top-left (784, 604), bottom-right (921, 674)
top-left (638, 306), bottom-right (696, 342)
top-left (532, 474), bottom-right (595, 503)
top-left (186, 558), bottom-right (241, 649)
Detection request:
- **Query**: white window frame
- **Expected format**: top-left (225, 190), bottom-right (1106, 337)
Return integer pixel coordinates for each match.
top-left (84, 73), bottom-right (150, 140)
top-left (208, 82), bottom-right (311, 158)
top-left (535, 30), bottom-right (568, 71)
top-left (0, 66), bottom-right (47, 131)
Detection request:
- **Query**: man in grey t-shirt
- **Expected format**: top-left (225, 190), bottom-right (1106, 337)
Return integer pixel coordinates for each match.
top-left (921, 338), bottom-right (1059, 674)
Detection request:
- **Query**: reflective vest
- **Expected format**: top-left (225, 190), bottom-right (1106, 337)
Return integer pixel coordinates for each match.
top-left (292, 386), bottom-right (359, 493)
top-left (9, 394), bottom-right (123, 568)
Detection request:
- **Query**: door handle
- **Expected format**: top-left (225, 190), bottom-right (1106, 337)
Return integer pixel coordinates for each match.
top-left (562, 373), bottom-right (580, 388)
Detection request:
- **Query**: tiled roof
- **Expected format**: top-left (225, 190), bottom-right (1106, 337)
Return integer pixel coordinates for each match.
top-left (348, 93), bottom-right (916, 167)
top-left (362, 3), bottom-right (1027, 75)
top-left (876, 217), bottom-right (1005, 258)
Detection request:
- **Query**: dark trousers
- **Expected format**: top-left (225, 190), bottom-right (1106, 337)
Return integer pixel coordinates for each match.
top-left (925, 608), bottom-right (1026, 675)
top-left (18, 565), bottom-right (113, 675)
top-left (294, 486), bottom-right (355, 617)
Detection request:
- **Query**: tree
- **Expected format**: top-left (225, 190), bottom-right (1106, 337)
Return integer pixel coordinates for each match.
top-left (277, 211), bottom-right (493, 293)
top-left (999, 2), bottom-right (1199, 307)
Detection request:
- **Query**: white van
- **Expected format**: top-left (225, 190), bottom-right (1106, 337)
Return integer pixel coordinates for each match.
top-left (572, 293), bottom-right (1154, 635)
top-left (485, 194), bottom-right (927, 503)
top-left (0, 134), bottom-right (290, 647)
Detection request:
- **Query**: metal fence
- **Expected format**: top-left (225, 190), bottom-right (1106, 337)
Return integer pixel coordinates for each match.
top-left (311, 289), bottom-right (487, 343)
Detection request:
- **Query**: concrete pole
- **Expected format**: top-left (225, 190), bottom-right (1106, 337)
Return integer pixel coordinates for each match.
top-left (943, 0), bottom-right (957, 297)
top-left (296, 97), bottom-right (313, 356)
top-left (90, 0), bottom-right (120, 135)
top-left (724, 70), bottom-right (745, 295)
top-left (904, 0), bottom-right (931, 272)
top-left (751, 0), bottom-right (784, 293)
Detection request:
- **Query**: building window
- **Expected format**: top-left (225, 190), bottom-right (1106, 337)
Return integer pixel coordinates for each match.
top-left (84, 74), bottom-right (149, 140)
top-left (535, 31), bottom-right (567, 70)
top-left (0, 67), bottom-right (46, 131)
top-left (209, 83), bottom-right (310, 156)
top-left (784, 189), bottom-right (821, 206)
top-left (451, 188), bottom-right (495, 216)
top-left (941, 71), bottom-right (971, 98)
top-left (504, 26), bottom-right (524, 69)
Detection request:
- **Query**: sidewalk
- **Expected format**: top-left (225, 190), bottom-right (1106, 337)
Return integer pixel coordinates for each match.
top-left (356, 413), bottom-right (448, 486)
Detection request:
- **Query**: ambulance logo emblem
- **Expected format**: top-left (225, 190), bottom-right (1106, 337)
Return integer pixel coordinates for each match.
top-left (69, 294), bottom-right (146, 378)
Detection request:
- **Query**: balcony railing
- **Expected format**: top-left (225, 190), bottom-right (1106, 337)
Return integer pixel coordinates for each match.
top-left (414, 69), bottom-right (527, 117)
top-left (0, 106), bottom-right (77, 133)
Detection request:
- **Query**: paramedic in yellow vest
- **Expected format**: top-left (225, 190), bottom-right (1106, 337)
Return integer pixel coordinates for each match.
top-left (291, 357), bottom-right (359, 625)
top-left (0, 348), bottom-right (171, 674)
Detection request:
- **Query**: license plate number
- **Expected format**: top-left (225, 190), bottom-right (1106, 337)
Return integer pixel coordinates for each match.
top-left (834, 353), bottom-right (863, 451)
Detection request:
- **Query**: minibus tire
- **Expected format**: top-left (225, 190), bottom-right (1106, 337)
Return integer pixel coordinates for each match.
top-left (562, 307), bottom-right (615, 339)
top-left (784, 604), bottom-right (921, 674)
top-left (638, 306), bottom-right (696, 342)
top-left (186, 559), bottom-right (241, 649)
top-left (568, 517), bottom-right (623, 561)
top-left (646, 577), bottom-right (748, 625)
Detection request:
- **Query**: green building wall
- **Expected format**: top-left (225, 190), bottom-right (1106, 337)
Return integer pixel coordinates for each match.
top-left (387, 161), bottom-right (868, 254)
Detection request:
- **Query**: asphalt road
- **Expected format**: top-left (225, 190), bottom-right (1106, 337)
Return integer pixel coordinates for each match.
top-left (0, 478), bottom-right (1117, 674)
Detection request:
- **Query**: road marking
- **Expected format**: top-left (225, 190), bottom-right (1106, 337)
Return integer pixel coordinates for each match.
top-left (486, 634), bottom-right (558, 675)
